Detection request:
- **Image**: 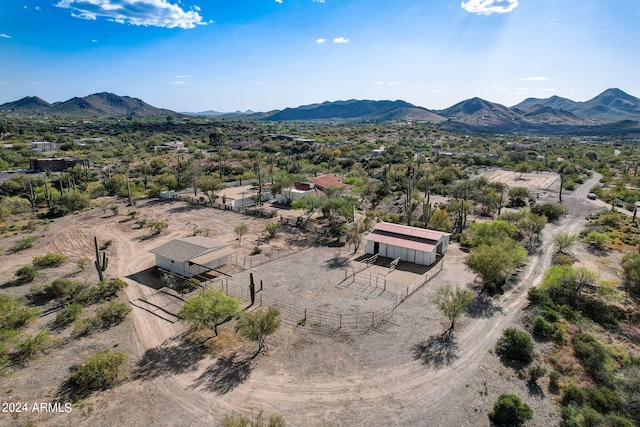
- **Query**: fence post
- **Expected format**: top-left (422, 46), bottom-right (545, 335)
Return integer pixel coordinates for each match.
top-left (339, 314), bottom-right (342, 329)
top-left (371, 312), bottom-right (374, 327)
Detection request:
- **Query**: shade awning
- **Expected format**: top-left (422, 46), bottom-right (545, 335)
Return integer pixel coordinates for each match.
top-left (189, 246), bottom-right (237, 267)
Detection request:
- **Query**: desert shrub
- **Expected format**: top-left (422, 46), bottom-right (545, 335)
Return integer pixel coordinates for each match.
top-left (489, 394), bottom-right (533, 426)
top-left (220, 412), bottom-right (285, 427)
top-left (55, 303), bottom-right (83, 327)
top-left (585, 386), bottom-right (624, 414)
top-left (77, 257), bottom-right (91, 271)
top-left (531, 203), bottom-right (568, 222)
top-left (496, 328), bottom-right (534, 364)
top-left (583, 231), bottom-right (610, 250)
top-left (528, 365), bottom-right (547, 383)
top-left (94, 301), bottom-right (131, 328)
top-left (183, 278), bottom-right (200, 292)
top-left (252, 246), bottom-right (262, 255)
top-left (264, 221), bottom-right (279, 238)
top-left (562, 384), bottom-right (586, 406)
top-left (15, 265), bottom-right (38, 283)
top-left (573, 333), bottom-right (612, 385)
top-left (37, 278), bottom-right (86, 301)
top-left (72, 318), bottom-right (96, 338)
top-left (96, 278), bottom-right (128, 299)
top-left (17, 330), bottom-right (58, 361)
top-left (527, 286), bottom-right (553, 307)
top-left (72, 286), bottom-right (100, 305)
top-left (12, 236), bottom-right (36, 252)
top-left (552, 253), bottom-right (575, 266)
top-left (32, 252), bottom-right (68, 269)
top-left (0, 295), bottom-right (40, 329)
top-left (532, 316), bottom-right (566, 343)
top-left (549, 370), bottom-right (562, 392)
top-left (69, 349), bottom-right (128, 398)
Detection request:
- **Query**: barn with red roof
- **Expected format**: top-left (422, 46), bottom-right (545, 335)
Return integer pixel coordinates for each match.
top-left (364, 222), bottom-right (449, 266)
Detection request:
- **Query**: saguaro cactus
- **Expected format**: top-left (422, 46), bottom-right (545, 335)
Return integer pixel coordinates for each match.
top-left (249, 272), bottom-right (256, 306)
top-left (94, 236), bottom-right (109, 282)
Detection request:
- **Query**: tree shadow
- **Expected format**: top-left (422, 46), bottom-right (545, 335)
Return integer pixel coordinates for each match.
top-left (325, 256), bottom-right (350, 269)
top-left (527, 380), bottom-right (545, 398)
top-left (411, 333), bottom-right (459, 369)
top-left (134, 336), bottom-right (208, 380)
top-left (466, 294), bottom-right (503, 319)
top-left (190, 352), bottom-right (253, 395)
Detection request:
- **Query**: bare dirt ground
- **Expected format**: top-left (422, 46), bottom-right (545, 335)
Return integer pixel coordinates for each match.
top-left (0, 172), bottom-right (613, 427)
top-left (482, 170), bottom-right (559, 193)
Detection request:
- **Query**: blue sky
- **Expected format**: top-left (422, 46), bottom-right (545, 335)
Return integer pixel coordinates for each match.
top-left (1, 0), bottom-right (639, 112)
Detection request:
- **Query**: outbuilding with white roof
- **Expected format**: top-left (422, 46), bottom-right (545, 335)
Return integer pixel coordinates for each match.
top-left (364, 222), bottom-right (449, 266)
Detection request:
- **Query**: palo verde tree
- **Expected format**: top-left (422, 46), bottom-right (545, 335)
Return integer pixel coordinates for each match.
top-left (235, 307), bottom-right (281, 357)
top-left (177, 289), bottom-right (241, 337)
top-left (430, 284), bottom-right (474, 336)
top-left (465, 239), bottom-right (527, 293)
top-left (553, 232), bottom-right (578, 254)
top-left (234, 222), bottom-right (249, 246)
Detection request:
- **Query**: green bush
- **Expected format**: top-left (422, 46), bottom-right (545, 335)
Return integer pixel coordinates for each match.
top-left (72, 318), bottom-right (96, 338)
top-left (32, 252), bottom-right (68, 269)
top-left (531, 203), bottom-right (568, 222)
top-left (496, 328), bottom-right (534, 364)
top-left (562, 384), bottom-right (586, 406)
top-left (17, 330), bottom-right (58, 360)
top-left (528, 365), bottom-right (547, 383)
top-left (252, 246), bottom-right (262, 255)
top-left (552, 253), bottom-right (575, 266)
top-left (55, 303), bottom-right (83, 327)
top-left (532, 316), bottom-right (566, 343)
top-left (15, 265), bottom-right (38, 283)
top-left (37, 278), bottom-right (86, 301)
top-left (69, 349), bottom-right (128, 398)
top-left (572, 333), bottom-right (611, 385)
top-left (220, 412), bottom-right (285, 427)
top-left (583, 231), bottom-right (610, 250)
top-left (12, 236), bottom-right (36, 252)
top-left (489, 394), bottom-right (533, 426)
top-left (94, 301), bottom-right (131, 328)
top-left (0, 295), bottom-right (40, 329)
top-left (96, 278), bottom-right (128, 299)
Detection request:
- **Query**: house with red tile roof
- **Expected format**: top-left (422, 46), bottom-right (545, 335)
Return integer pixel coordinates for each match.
top-left (364, 222), bottom-right (449, 266)
top-left (274, 173), bottom-right (353, 203)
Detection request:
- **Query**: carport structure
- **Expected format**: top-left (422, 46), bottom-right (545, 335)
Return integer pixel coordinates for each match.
top-left (150, 236), bottom-right (236, 278)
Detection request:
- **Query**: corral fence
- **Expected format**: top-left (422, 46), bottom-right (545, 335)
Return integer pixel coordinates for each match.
top-left (343, 256), bottom-right (445, 309)
top-left (199, 256), bottom-right (444, 335)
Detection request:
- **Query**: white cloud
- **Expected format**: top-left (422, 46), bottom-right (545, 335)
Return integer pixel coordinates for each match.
top-left (275, 0), bottom-right (283, 3)
top-left (313, 0), bottom-right (325, 3)
top-left (172, 80), bottom-right (186, 85)
top-left (55, 0), bottom-right (207, 29)
top-left (521, 76), bottom-right (549, 81)
top-left (0, 34), bottom-right (11, 39)
top-left (372, 81), bottom-right (384, 85)
top-left (333, 36), bottom-right (349, 44)
top-left (0, 82), bottom-right (9, 85)
top-left (387, 81), bottom-right (400, 86)
top-left (175, 74), bottom-right (193, 79)
top-left (316, 38), bottom-right (325, 44)
top-left (254, 81), bottom-right (263, 85)
top-left (461, 0), bottom-right (518, 15)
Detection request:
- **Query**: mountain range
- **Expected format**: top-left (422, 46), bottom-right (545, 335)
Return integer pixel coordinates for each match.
top-left (0, 92), bottom-right (176, 118)
top-left (2, 88), bottom-right (640, 133)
